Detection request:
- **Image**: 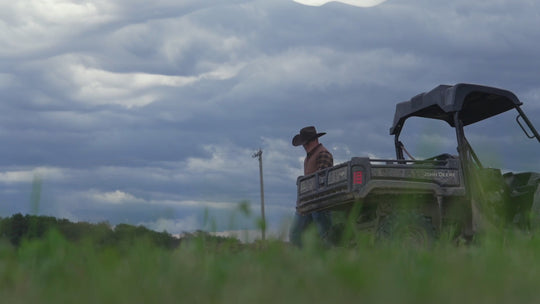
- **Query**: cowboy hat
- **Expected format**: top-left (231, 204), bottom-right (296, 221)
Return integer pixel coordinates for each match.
top-left (292, 126), bottom-right (326, 146)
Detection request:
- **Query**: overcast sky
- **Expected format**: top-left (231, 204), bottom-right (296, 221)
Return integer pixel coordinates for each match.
top-left (1, 0), bottom-right (539, 237)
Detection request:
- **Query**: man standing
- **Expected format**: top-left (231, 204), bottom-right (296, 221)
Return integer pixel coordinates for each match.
top-left (290, 126), bottom-right (333, 247)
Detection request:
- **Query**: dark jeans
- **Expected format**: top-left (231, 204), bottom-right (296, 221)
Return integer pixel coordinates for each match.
top-left (289, 210), bottom-right (331, 247)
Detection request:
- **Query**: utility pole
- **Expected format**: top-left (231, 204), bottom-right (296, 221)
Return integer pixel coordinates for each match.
top-left (252, 149), bottom-right (266, 240)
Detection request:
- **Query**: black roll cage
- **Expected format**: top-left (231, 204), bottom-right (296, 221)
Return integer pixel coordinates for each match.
top-left (390, 83), bottom-right (540, 162)
top-left (390, 83), bottom-right (540, 203)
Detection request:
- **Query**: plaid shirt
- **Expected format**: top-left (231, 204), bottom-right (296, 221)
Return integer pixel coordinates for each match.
top-left (316, 150), bottom-right (333, 170)
top-left (304, 144), bottom-right (334, 175)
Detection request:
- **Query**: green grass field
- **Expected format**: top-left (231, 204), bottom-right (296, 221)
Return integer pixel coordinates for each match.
top-left (2, 228), bottom-right (540, 304)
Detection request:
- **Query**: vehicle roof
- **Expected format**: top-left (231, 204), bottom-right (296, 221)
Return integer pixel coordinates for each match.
top-left (390, 83), bottom-right (522, 135)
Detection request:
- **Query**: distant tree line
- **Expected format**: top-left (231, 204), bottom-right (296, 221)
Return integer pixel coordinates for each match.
top-left (0, 213), bottom-right (181, 249)
top-left (0, 213), bottom-right (242, 250)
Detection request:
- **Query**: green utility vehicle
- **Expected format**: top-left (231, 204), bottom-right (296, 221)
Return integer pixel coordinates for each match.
top-left (296, 83), bottom-right (540, 243)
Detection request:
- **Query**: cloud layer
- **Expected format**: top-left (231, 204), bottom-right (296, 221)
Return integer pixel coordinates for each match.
top-left (293, 0), bottom-right (387, 7)
top-left (1, 0), bottom-right (539, 236)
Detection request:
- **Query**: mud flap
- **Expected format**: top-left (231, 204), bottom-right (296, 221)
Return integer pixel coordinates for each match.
top-left (470, 196), bottom-right (499, 235)
top-left (529, 184), bottom-right (540, 230)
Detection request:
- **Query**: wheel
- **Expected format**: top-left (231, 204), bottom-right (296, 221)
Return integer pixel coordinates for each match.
top-left (376, 210), bottom-right (435, 248)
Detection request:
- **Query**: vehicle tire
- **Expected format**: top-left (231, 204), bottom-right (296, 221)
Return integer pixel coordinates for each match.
top-left (376, 210), bottom-right (435, 248)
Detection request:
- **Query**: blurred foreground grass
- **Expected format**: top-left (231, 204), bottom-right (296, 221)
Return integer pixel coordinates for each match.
top-left (2, 229), bottom-right (540, 304)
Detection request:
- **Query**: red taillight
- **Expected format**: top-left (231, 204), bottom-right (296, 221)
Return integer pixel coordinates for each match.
top-left (353, 171), bottom-right (363, 184)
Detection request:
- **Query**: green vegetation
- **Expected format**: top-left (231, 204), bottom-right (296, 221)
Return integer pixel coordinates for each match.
top-left (2, 215), bottom-right (540, 303)
top-left (0, 214), bottom-right (181, 249)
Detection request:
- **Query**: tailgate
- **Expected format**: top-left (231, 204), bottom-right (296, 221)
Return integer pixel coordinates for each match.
top-left (296, 157), bottom-right (463, 214)
top-left (297, 157), bottom-right (371, 213)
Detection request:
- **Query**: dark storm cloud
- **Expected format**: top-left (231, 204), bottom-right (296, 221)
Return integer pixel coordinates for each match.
top-left (1, 0), bottom-right (539, 235)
